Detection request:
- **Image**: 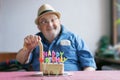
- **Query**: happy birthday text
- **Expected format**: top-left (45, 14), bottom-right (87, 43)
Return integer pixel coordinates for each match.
top-left (39, 50), bottom-right (67, 63)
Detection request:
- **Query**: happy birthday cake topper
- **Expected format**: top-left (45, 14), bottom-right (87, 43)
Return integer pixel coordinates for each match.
top-left (39, 50), bottom-right (67, 63)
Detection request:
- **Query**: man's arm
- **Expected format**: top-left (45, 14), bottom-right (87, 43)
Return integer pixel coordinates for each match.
top-left (16, 35), bottom-right (40, 64)
top-left (16, 48), bottom-right (32, 64)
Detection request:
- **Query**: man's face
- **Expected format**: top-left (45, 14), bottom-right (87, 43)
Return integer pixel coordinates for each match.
top-left (37, 13), bottom-right (61, 42)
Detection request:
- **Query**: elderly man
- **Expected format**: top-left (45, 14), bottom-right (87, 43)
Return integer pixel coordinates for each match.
top-left (16, 4), bottom-right (96, 71)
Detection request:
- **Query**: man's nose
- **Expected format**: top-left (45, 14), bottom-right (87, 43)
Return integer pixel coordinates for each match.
top-left (47, 21), bottom-right (53, 26)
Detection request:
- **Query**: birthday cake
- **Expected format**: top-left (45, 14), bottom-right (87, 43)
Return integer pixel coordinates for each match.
top-left (40, 51), bottom-right (67, 75)
top-left (41, 63), bottom-right (64, 75)
top-left (38, 41), bottom-right (67, 75)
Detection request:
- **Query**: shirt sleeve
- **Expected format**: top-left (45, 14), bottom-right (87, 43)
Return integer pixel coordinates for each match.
top-left (75, 35), bottom-right (96, 69)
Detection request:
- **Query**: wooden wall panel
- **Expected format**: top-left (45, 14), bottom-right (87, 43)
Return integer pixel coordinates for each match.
top-left (0, 52), bottom-right (17, 62)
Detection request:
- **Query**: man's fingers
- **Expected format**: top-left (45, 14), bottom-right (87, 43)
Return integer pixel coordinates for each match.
top-left (38, 36), bottom-right (41, 41)
top-left (24, 35), bottom-right (41, 49)
top-left (24, 37), bottom-right (29, 44)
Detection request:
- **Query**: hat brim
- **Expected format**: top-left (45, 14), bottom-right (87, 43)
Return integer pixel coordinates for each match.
top-left (35, 11), bottom-right (60, 25)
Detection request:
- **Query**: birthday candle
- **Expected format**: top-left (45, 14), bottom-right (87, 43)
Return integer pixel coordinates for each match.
top-left (63, 57), bottom-right (67, 62)
top-left (44, 51), bottom-right (48, 57)
top-left (60, 52), bottom-right (64, 62)
top-left (52, 51), bottom-right (56, 57)
top-left (48, 50), bottom-right (51, 57)
top-left (39, 40), bottom-right (43, 61)
top-left (52, 57), bottom-right (56, 63)
top-left (39, 51), bottom-right (45, 63)
top-left (56, 52), bottom-right (60, 57)
top-left (38, 40), bottom-right (44, 71)
top-left (56, 57), bottom-right (60, 63)
top-left (45, 57), bottom-right (49, 63)
top-left (52, 51), bottom-right (56, 63)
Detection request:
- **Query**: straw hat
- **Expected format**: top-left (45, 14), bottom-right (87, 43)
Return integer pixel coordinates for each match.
top-left (35, 4), bottom-right (61, 25)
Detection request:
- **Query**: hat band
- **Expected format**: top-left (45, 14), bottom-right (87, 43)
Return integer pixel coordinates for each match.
top-left (39, 10), bottom-right (53, 16)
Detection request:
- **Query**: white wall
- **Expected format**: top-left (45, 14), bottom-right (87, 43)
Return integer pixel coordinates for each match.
top-left (0, 0), bottom-right (3, 50)
top-left (0, 0), bottom-right (111, 54)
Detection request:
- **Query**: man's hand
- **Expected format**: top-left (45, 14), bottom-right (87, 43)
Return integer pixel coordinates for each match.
top-left (23, 35), bottom-right (41, 51)
top-left (83, 67), bottom-right (96, 71)
top-left (16, 35), bottom-right (41, 64)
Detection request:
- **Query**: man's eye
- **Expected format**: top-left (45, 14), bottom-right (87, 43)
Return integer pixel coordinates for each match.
top-left (41, 21), bottom-right (47, 24)
top-left (51, 19), bottom-right (55, 22)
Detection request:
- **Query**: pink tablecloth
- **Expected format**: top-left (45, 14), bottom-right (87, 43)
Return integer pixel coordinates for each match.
top-left (0, 71), bottom-right (120, 80)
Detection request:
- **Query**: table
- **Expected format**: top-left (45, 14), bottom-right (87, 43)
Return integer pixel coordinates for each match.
top-left (0, 71), bottom-right (120, 80)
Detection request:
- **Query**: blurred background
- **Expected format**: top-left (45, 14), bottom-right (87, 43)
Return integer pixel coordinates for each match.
top-left (0, 0), bottom-right (111, 52)
top-left (1, 0), bottom-right (120, 70)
